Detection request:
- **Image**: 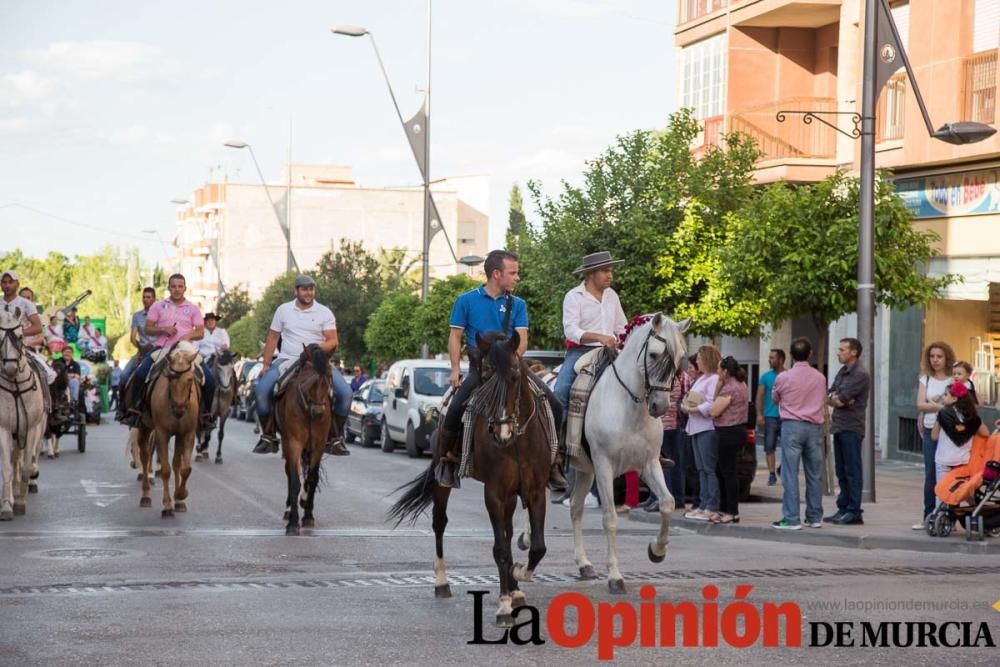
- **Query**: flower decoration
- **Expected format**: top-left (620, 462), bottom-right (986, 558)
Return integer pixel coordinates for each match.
top-left (617, 314), bottom-right (652, 350)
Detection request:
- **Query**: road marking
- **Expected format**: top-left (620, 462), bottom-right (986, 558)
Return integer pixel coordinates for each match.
top-left (993, 598), bottom-right (1000, 613)
top-left (80, 479), bottom-right (129, 508)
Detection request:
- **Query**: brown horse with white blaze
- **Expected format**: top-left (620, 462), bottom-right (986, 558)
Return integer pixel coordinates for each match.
top-left (277, 344), bottom-right (331, 536)
top-left (388, 331), bottom-right (550, 628)
top-left (136, 342), bottom-right (201, 516)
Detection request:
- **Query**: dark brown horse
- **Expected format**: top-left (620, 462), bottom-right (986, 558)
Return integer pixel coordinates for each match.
top-left (196, 350), bottom-right (236, 464)
top-left (388, 331), bottom-right (550, 628)
top-left (277, 344), bottom-right (331, 536)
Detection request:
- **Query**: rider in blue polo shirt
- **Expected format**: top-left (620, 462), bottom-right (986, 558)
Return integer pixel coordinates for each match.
top-left (436, 249), bottom-right (566, 490)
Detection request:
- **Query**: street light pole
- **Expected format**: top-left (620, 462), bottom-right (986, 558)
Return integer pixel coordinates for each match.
top-left (224, 140), bottom-right (299, 273)
top-left (420, 0), bottom-right (433, 359)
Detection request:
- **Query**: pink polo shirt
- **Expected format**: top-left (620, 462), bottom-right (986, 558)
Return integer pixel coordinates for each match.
top-left (146, 298), bottom-right (204, 348)
top-left (772, 361), bottom-right (826, 425)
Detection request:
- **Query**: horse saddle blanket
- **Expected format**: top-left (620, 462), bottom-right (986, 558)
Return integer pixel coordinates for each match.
top-left (457, 380), bottom-right (559, 480)
top-left (273, 360), bottom-right (303, 400)
top-left (565, 348), bottom-right (608, 463)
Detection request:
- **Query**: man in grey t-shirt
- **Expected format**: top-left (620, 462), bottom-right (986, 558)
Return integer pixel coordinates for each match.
top-left (115, 287), bottom-right (156, 421)
top-left (824, 337), bottom-right (871, 526)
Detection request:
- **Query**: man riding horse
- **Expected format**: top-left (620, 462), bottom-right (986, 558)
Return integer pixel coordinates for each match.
top-left (435, 249), bottom-right (566, 490)
top-left (1, 270), bottom-right (51, 413)
top-left (252, 274), bottom-right (351, 457)
top-left (196, 312), bottom-right (230, 362)
top-left (119, 274), bottom-right (215, 429)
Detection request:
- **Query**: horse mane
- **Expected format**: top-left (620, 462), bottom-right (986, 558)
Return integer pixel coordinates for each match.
top-left (469, 332), bottom-right (519, 417)
top-left (174, 340), bottom-right (197, 356)
top-left (620, 316), bottom-right (680, 383)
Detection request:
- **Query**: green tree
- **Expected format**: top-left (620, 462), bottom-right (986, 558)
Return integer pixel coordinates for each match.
top-left (414, 274), bottom-right (479, 355)
top-left (505, 183), bottom-right (527, 252)
top-left (519, 109), bottom-right (762, 345)
top-left (723, 170), bottom-right (957, 360)
top-left (215, 284), bottom-right (252, 325)
top-left (364, 291), bottom-right (422, 362)
top-left (228, 315), bottom-right (262, 359)
top-left (377, 247), bottom-right (420, 294)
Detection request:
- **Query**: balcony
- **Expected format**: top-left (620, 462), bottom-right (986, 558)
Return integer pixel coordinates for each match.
top-left (729, 0), bottom-right (841, 28)
top-left (679, 0), bottom-right (727, 25)
top-left (692, 115), bottom-right (725, 157)
top-left (729, 97), bottom-right (838, 160)
top-left (964, 49), bottom-right (997, 125)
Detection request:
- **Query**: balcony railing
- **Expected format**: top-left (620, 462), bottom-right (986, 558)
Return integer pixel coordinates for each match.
top-left (876, 73), bottom-right (906, 142)
top-left (730, 97), bottom-right (838, 160)
top-left (679, 0), bottom-right (727, 25)
top-left (964, 49), bottom-right (997, 124)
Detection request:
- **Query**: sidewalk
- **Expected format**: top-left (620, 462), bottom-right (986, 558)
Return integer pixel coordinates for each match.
top-left (628, 456), bottom-right (998, 554)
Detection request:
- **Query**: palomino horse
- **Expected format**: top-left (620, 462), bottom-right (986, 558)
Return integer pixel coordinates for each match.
top-left (566, 314), bottom-right (688, 594)
top-left (196, 350), bottom-right (236, 464)
top-left (0, 309), bottom-right (46, 520)
top-left (277, 344), bottom-right (331, 536)
top-left (135, 342), bottom-right (201, 516)
top-left (389, 331), bottom-right (550, 627)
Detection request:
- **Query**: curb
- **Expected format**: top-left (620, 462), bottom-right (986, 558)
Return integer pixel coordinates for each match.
top-left (627, 511), bottom-right (998, 554)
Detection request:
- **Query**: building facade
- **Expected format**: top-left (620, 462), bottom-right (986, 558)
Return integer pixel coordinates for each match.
top-left (173, 164), bottom-right (489, 307)
top-left (676, 0), bottom-right (1000, 460)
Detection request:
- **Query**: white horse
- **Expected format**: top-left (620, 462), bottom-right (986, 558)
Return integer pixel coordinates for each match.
top-left (0, 309), bottom-right (46, 520)
top-left (566, 313), bottom-right (689, 594)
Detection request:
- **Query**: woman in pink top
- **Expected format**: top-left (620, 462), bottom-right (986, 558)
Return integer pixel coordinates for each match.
top-left (710, 357), bottom-right (749, 524)
top-left (681, 345), bottom-right (721, 522)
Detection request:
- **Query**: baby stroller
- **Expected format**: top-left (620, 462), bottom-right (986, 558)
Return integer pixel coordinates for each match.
top-left (926, 433), bottom-right (1000, 541)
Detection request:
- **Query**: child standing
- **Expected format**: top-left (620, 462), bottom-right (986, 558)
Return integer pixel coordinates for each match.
top-left (951, 361), bottom-right (981, 407)
top-left (932, 381), bottom-right (990, 483)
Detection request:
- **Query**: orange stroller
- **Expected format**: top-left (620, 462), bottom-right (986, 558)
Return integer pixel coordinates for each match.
top-left (926, 433), bottom-right (1000, 541)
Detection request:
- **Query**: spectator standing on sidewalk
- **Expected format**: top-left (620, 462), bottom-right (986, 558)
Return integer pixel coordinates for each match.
top-left (913, 341), bottom-right (954, 530)
top-left (824, 337), bottom-right (870, 526)
top-left (642, 361), bottom-right (690, 512)
top-left (756, 349), bottom-right (786, 486)
top-left (710, 356), bottom-right (748, 524)
top-left (682, 345), bottom-right (721, 522)
top-left (109, 359), bottom-right (123, 410)
top-left (771, 337), bottom-right (826, 530)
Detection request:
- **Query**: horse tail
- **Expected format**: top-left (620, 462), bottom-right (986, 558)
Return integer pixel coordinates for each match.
top-left (386, 463), bottom-right (436, 527)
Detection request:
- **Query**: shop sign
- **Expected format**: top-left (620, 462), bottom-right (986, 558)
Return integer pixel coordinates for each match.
top-left (895, 168), bottom-right (1000, 219)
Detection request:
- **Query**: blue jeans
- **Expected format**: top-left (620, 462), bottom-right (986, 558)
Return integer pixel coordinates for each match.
top-left (134, 350), bottom-right (215, 413)
top-left (660, 429), bottom-right (685, 507)
top-left (691, 429), bottom-right (719, 511)
top-left (553, 346), bottom-right (590, 417)
top-left (255, 358), bottom-right (351, 418)
top-left (922, 430), bottom-right (938, 519)
top-left (763, 417), bottom-right (781, 454)
top-left (779, 420), bottom-right (824, 525)
top-left (833, 430), bottom-right (863, 515)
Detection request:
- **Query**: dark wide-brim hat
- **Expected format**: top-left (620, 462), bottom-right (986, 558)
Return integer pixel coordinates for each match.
top-left (204, 312), bottom-right (218, 321)
top-left (573, 251), bottom-right (624, 274)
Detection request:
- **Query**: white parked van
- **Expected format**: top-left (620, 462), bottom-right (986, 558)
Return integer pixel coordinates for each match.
top-left (380, 359), bottom-right (467, 457)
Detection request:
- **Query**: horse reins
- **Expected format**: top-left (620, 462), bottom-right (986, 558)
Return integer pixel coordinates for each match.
top-left (610, 328), bottom-right (675, 406)
top-left (0, 323), bottom-right (38, 449)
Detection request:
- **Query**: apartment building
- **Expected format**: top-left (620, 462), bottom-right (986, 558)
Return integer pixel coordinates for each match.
top-left (173, 164), bottom-right (489, 308)
top-left (676, 0), bottom-right (1000, 461)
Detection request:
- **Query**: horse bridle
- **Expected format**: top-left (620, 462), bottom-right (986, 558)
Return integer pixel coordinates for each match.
top-left (164, 360), bottom-right (197, 413)
top-left (295, 368), bottom-right (330, 421)
top-left (0, 324), bottom-right (25, 370)
top-left (0, 322), bottom-right (37, 449)
top-left (611, 328), bottom-right (675, 406)
top-left (485, 372), bottom-right (539, 444)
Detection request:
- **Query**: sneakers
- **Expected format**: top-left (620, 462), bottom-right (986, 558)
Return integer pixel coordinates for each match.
top-left (805, 520), bottom-right (822, 528)
top-left (685, 509), bottom-right (713, 521)
top-left (824, 511), bottom-right (846, 523)
top-left (772, 519), bottom-right (802, 530)
top-left (767, 472), bottom-right (777, 486)
top-left (563, 495), bottom-right (599, 508)
top-left (911, 520), bottom-right (926, 530)
top-left (547, 464), bottom-right (568, 492)
top-left (614, 504), bottom-right (630, 514)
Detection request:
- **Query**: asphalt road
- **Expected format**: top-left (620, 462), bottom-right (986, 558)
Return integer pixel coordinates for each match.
top-left (1, 418), bottom-right (998, 666)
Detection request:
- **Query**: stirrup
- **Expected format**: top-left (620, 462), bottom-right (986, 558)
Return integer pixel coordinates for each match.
top-left (435, 460), bottom-right (460, 489)
top-left (253, 435), bottom-right (279, 454)
top-left (325, 439), bottom-right (350, 456)
top-left (547, 464), bottom-right (568, 492)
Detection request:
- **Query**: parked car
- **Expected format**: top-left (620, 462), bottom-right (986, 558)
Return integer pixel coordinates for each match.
top-left (381, 359), bottom-right (467, 457)
top-left (235, 361), bottom-right (263, 421)
top-left (522, 349), bottom-right (566, 373)
top-left (684, 401), bottom-right (758, 503)
top-left (346, 379), bottom-right (385, 448)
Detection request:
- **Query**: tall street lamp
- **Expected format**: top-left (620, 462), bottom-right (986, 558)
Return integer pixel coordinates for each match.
top-left (780, 0), bottom-right (996, 503)
top-left (334, 2), bottom-right (458, 358)
top-left (224, 140), bottom-right (299, 273)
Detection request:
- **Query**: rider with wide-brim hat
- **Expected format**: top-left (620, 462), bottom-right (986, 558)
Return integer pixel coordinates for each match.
top-left (436, 249), bottom-right (566, 490)
top-left (0, 269), bottom-right (52, 411)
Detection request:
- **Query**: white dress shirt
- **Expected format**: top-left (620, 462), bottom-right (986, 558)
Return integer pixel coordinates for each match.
top-left (562, 282), bottom-right (627, 346)
top-left (197, 326), bottom-right (231, 358)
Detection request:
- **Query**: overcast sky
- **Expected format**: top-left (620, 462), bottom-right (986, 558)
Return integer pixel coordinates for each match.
top-left (1, 0), bottom-right (677, 265)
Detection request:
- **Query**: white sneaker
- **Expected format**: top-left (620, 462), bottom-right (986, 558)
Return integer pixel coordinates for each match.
top-left (687, 509), bottom-right (712, 521)
top-left (561, 497), bottom-right (571, 507)
top-left (583, 495), bottom-right (599, 509)
top-left (806, 521), bottom-right (822, 528)
top-left (911, 521), bottom-right (926, 530)
top-left (683, 509), bottom-right (702, 519)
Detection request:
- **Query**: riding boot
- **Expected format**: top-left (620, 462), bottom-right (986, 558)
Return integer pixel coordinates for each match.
top-left (325, 415), bottom-right (350, 456)
top-left (548, 437), bottom-right (569, 492)
top-left (434, 427), bottom-right (462, 489)
top-left (253, 413), bottom-right (280, 454)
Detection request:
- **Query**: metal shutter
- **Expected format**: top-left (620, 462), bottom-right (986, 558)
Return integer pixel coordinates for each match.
top-left (975, 0), bottom-right (1000, 52)
top-left (891, 2), bottom-right (910, 51)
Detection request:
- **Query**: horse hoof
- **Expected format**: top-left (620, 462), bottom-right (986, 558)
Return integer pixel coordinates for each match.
top-left (579, 565), bottom-right (599, 580)
top-left (174, 502), bottom-right (187, 513)
top-left (130, 460), bottom-right (136, 469)
top-left (302, 518), bottom-right (315, 528)
top-left (608, 578), bottom-right (627, 595)
top-left (13, 504), bottom-right (26, 516)
top-left (161, 509), bottom-right (174, 518)
top-left (648, 543), bottom-right (666, 564)
top-left (286, 525), bottom-right (300, 536)
top-left (140, 497), bottom-right (152, 508)
top-left (0, 511), bottom-right (12, 521)
top-left (28, 484), bottom-right (38, 494)
top-left (434, 584), bottom-right (452, 599)
top-left (214, 457), bottom-right (223, 465)
top-left (136, 473), bottom-right (144, 482)
top-left (283, 510), bottom-right (290, 521)
top-left (496, 614), bottom-right (514, 629)
top-left (53, 452), bottom-right (59, 458)
top-left (512, 594), bottom-right (527, 609)
top-left (517, 533), bottom-right (530, 551)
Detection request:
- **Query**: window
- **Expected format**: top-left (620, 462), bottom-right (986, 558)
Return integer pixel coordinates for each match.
top-left (974, 0), bottom-right (1000, 52)
top-left (458, 221), bottom-right (476, 244)
top-left (890, 2), bottom-right (909, 52)
top-left (680, 32), bottom-right (727, 120)
top-left (878, 73), bottom-right (906, 141)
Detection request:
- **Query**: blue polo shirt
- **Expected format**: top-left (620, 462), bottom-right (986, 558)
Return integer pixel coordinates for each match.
top-left (450, 286), bottom-right (528, 348)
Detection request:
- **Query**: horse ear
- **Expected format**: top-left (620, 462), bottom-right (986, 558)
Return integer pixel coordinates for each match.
top-left (676, 317), bottom-right (692, 334)
top-left (652, 312), bottom-right (663, 328)
top-left (508, 329), bottom-right (520, 353)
